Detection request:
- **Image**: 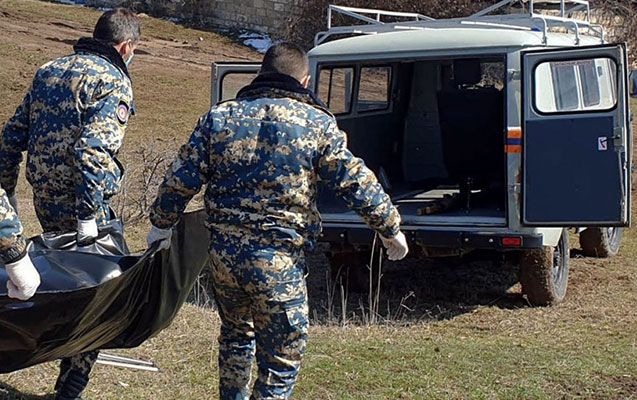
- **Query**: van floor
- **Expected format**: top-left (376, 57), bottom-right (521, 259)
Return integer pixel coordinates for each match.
top-left (320, 188), bottom-right (507, 227)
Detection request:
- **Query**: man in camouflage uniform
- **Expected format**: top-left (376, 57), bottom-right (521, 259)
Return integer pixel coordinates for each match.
top-left (0, 9), bottom-right (141, 400)
top-left (147, 43), bottom-right (409, 399)
top-left (0, 185), bottom-right (40, 301)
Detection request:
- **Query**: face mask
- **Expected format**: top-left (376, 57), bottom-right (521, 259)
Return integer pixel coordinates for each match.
top-left (125, 51), bottom-right (135, 68)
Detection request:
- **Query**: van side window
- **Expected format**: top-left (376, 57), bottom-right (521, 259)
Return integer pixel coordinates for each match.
top-left (358, 66), bottom-right (391, 112)
top-left (318, 67), bottom-right (354, 114)
top-left (578, 61), bottom-right (600, 107)
top-left (220, 72), bottom-right (258, 102)
top-left (480, 62), bottom-right (506, 89)
top-left (551, 63), bottom-right (579, 111)
top-left (534, 58), bottom-right (617, 113)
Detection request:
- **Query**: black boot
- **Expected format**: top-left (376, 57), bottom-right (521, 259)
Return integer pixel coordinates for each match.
top-left (54, 369), bottom-right (89, 400)
top-left (54, 358), bottom-right (72, 392)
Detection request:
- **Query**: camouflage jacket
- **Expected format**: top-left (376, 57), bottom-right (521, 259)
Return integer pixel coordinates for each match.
top-left (0, 37), bottom-right (134, 220)
top-left (0, 185), bottom-right (26, 264)
top-left (151, 73), bottom-right (400, 250)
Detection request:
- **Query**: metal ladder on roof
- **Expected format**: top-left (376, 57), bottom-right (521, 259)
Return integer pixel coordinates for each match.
top-left (314, 0), bottom-right (604, 46)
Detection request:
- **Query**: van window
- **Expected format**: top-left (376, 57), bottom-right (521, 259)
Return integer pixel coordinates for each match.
top-left (534, 58), bottom-right (617, 113)
top-left (358, 66), bottom-right (391, 112)
top-left (318, 67), bottom-right (354, 114)
top-left (220, 72), bottom-right (258, 102)
top-left (551, 63), bottom-right (579, 111)
top-left (578, 61), bottom-right (600, 107)
top-left (479, 62), bottom-right (506, 89)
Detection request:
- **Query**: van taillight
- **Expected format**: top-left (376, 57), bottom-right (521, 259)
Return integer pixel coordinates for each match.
top-left (502, 237), bottom-right (522, 246)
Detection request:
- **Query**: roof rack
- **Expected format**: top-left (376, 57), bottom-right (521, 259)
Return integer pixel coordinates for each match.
top-left (314, 5), bottom-right (434, 46)
top-left (314, 0), bottom-right (605, 46)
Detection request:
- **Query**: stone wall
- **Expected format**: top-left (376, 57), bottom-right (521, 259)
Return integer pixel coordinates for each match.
top-left (85, 0), bottom-right (305, 34)
top-left (212, 0), bottom-right (304, 33)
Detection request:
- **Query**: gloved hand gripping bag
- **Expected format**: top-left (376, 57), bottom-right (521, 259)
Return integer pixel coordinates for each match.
top-left (0, 210), bottom-right (210, 373)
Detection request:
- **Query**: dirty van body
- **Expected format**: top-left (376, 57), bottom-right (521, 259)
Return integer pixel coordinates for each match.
top-left (211, 0), bottom-right (633, 305)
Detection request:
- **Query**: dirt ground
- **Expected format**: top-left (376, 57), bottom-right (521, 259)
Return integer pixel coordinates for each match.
top-left (0, 0), bottom-right (259, 249)
top-left (0, 1), bottom-right (636, 399)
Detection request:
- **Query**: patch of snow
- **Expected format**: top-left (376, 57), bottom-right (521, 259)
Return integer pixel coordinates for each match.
top-left (48, 1), bottom-right (111, 10)
top-left (238, 32), bottom-right (262, 39)
top-left (164, 17), bottom-right (183, 23)
top-left (49, 0), bottom-right (86, 5)
top-left (240, 32), bottom-right (273, 53)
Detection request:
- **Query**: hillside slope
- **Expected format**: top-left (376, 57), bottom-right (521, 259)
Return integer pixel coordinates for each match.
top-left (0, 1), bottom-right (635, 399)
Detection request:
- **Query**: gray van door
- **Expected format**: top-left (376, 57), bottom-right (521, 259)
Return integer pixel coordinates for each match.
top-left (522, 44), bottom-right (630, 227)
top-left (210, 62), bottom-right (261, 105)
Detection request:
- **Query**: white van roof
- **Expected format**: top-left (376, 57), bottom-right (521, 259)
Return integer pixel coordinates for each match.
top-left (308, 2), bottom-right (605, 59)
top-left (308, 27), bottom-right (602, 59)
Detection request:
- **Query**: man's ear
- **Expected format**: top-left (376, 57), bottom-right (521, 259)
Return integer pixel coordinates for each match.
top-left (115, 40), bottom-right (134, 60)
top-left (300, 74), bottom-right (311, 89)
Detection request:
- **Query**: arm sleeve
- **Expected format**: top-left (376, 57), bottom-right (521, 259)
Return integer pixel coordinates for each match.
top-left (74, 82), bottom-right (127, 220)
top-left (0, 186), bottom-right (26, 264)
top-left (0, 90), bottom-right (31, 196)
top-left (150, 116), bottom-right (211, 229)
top-left (317, 121), bottom-right (401, 238)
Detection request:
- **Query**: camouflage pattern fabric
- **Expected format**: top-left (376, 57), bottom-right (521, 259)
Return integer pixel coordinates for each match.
top-left (150, 74), bottom-right (401, 399)
top-left (35, 197), bottom-right (111, 233)
top-left (150, 77), bottom-right (400, 247)
top-left (37, 198), bottom-right (111, 397)
top-left (0, 37), bottom-right (133, 221)
top-left (42, 198), bottom-right (109, 398)
top-left (0, 37), bottom-right (133, 397)
top-left (55, 350), bottom-right (99, 397)
top-left (0, 185), bottom-right (26, 264)
top-left (210, 241), bottom-right (308, 400)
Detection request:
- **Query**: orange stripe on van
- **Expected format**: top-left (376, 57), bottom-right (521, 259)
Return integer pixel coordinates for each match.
top-left (505, 145), bottom-right (522, 153)
top-left (507, 127), bottom-right (522, 139)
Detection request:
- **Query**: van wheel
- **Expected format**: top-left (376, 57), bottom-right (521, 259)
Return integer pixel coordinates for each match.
top-left (520, 230), bottom-right (569, 306)
top-left (579, 227), bottom-right (622, 258)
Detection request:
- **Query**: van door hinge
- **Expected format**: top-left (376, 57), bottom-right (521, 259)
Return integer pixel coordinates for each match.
top-left (507, 69), bottom-right (521, 81)
top-left (613, 126), bottom-right (625, 149)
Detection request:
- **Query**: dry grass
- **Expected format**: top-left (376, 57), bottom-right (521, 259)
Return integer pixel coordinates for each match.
top-left (0, 1), bottom-right (636, 399)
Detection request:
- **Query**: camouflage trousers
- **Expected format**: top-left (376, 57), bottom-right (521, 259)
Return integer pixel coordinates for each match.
top-left (209, 241), bottom-right (309, 400)
top-left (34, 196), bottom-right (111, 397)
top-left (54, 351), bottom-right (99, 397)
top-left (34, 196), bottom-right (111, 232)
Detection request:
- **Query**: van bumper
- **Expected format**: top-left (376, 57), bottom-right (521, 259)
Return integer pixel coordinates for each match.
top-left (319, 226), bottom-right (544, 250)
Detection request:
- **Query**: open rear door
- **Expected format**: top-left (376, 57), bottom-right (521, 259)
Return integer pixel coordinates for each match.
top-left (211, 62), bottom-right (261, 105)
top-left (522, 44), bottom-right (631, 227)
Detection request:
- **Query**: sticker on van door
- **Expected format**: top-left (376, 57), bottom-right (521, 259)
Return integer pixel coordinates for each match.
top-left (598, 136), bottom-right (608, 151)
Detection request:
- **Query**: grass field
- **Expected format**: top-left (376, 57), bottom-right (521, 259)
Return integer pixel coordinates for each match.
top-left (0, 1), bottom-right (636, 399)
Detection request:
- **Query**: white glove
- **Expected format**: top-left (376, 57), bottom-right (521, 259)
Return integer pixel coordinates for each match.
top-left (146, 225), bottom-right (172, 251)
top-left (77, 218), bottom-right (99, 245)
top-left (8, 195), bottom-right (18, 215)
top-left (379, 231), bottom-right (409, 261)
top-left (5, 254), bottom-right (41, 300)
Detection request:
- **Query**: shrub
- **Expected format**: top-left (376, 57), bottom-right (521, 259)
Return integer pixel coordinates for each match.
top-left (280, 0), bottom-right (488, 49)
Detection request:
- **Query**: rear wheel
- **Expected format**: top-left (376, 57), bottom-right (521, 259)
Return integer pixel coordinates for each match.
top-left (520, 230), bottom-right (569, 306)
top-left (579, 227), bottom-right (623, 258)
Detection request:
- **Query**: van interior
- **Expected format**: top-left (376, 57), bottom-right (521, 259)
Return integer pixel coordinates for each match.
top-left (315, 56), bottom-right (508, 227)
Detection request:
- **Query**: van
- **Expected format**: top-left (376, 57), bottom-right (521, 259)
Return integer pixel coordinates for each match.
top-left (211, 0), bottom-right (635, 305)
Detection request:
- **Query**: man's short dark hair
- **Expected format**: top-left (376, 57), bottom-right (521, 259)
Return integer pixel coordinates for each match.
top-left (93, 8), bottom-right (141, 46)
top-left (260, 42), bottom-right (309, 82)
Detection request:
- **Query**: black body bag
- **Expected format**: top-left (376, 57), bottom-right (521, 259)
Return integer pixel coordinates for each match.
top-left (0, 211), bottom-right (209, 373)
